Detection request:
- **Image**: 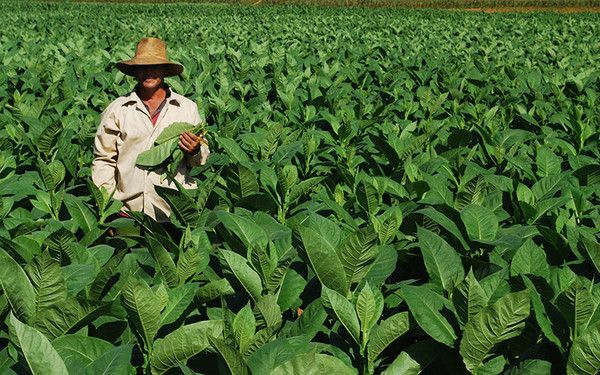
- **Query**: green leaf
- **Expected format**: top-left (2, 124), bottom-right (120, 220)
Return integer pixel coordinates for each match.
top-left (356, 282), bottom-right (379, 335)
top-left (382, 340), bottom-right (442, 375)
top-left (337, 226), bottom-right (379, 285)
top-left (510, 239), bottom-right (550, 279)
top-left (146, 236), bottom-right (179, 288)
top-left (556, 282), bottom-right (595, 338)
top-left (254, 294), bottom-right (282, 329)
top-left (401, 285), bottom-right (457, 347)
top-left (322, 287), bottom-right (361, 344)
top-left (221, 249), bottom-right (263, 301)
top-left (522, 276), bottom-right (564, 351)
top-left (453, 269), bottom-right (487, 326)
top-left (9, 314), bottom-right (68, 375)
top-left (460, 204), bottom-right (498, 241)
top-left (25, 253), bottom-right (67, 314)
top-left (155, 122), bottom-right (199, 144)
top-left (505, 359), bottom-right (551, 375)
top-left (39, 159), bottom-right (65, 191)
top-left (150, 320), bottom-right (223, 374)
top-left (298, 226), bottom-right (348, 295)
top-left (289, 299), bottom-right (327, 340)
top-left (160, 284), bottom-right (197, 327)
top-left (234, 303), bottom-right (256, 353)
top-left (63, 195), bottom-right (96, 234)
top-left (567, 321), bottom-right (600, 375)
top-left (271, 352), bottom-right (356, 375)
top-left (81, 344), bottom-right (134, 375)
top-left (416, 207), bottom-right (470, 250)
top-left (136, 138), bottom-right (177, 167)
top-left (536, 146), bottom-right (562, 177)
top-left (89, 250), bottom-right (126, 300)
top-left (155, 186), bottom-right (199, 227)
top-left (209, 337), bottom-right (249, 375)
top-left (460, 290), bottom-right (530, 373)
top-left (0, 248), bottom-right (36, 322)
top-left (367, 312), bottom-right (410, 363)
top-left (52, 335), bottom-right (114, 373)
top-left (120, 277), bottom-right (161, 354)
top-left (33, 298), bottom-right (108, 340)
top-left (418, 227), bottom-right (464, 292)
top-left (195, 279), bottom-right (235, 304)
top-left (216, 211), bottom-right (269, 250)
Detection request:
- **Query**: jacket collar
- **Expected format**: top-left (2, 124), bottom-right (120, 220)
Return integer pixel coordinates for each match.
top-left (122, 84), bottom-right (181, 109)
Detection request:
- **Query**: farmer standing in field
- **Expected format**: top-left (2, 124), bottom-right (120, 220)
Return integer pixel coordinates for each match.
top-left (92, 37), bottom-right (209, 222)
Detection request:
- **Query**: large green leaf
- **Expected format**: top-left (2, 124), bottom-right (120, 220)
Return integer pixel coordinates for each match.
top-left (460, 290), bottom-right (530, 373)
top-left (417, 227), bottom-right (464, 292)
top-left (271, 352), bottom-right (357, 375)
top-left (120, 277), bottom-right (161, 354)
top-left (209, 337), bottom-right (250, 375)
top-left (33, 298), bottom-right (108, 340)
top-left (453, 269), bottom-right (488, 326)
top-left (322, 287), bottom-right (361, 344)
top-left (8, 314), bottom-right (68, 375)
top-left (52, 335), bottom-right (114, 373)
top-left (146, 236), bottom-right (179, 288)
top-left (337, 226), bottom-right (379, 285)
top-left (25, 253), bottom-right (67, 314)
top-left (233, 303), bottom-right (256, 353)
top-left (155, 186), bottom-right (199, 227)
top-left (522, 276), bottom-right (564, 351)
top-left (150, 320), bottom-right (223, 374)
top-left (216, 211), bottom-right (269, 250)
top-left (367, 312), bottom-right (410, 363)
top-left (155, 122), bottom-right (199, 144)
top-left (355, 282), bottom-right (380, 335)
top-left (298, 226), bottom-right (348, 295)
top-left (401, 285), bottom-right (457, 347)
top-left (221, 249), bottom-right (263, 301)
top-left (136, 138), bottom-right (177, 167)
top-left (556, 282), bottom-right (595, 338)
top-left (0, 248), bottom-right (36, 323)
top-left (510, 239), bottom-right (550, 279)
top-left (89, 249), bottom-right (126, 300)
top-left (195, 278), bottom-right (235, 304)
top-left (382, 340), bottom-right (443, 375)
top-left (567, 321), bottom-right (600, 375)
top-left (160, 283), bottom-right (197, 327)
top-left (460, 204), bottom-right (498, 241)
top-left (81, 344), bottom-right (134, 375)
top-left (64, 194), bottom-right (97, 233)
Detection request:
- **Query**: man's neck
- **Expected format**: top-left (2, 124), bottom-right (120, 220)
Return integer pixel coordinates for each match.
top-left (137, 85), bottom-right (167, 102)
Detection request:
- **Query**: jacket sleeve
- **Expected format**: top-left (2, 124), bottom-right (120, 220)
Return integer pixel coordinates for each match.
top-left (185, 104), bottom-right (210, 167)
top-left (91, 104), bottom-right (120, 192)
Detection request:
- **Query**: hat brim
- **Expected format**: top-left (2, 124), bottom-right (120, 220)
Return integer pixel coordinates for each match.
top-left (116, 57), bottom-right (183, 77)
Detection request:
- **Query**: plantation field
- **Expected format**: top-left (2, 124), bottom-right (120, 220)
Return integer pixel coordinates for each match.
top-left (1, 1), bottom-right (600, 374)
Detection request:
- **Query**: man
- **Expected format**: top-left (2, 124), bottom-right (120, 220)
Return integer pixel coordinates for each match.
top-left (92, 37), bottom-right (209, 222)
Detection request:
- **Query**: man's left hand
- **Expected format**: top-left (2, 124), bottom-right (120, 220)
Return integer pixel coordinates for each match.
top-left (179, 132), bottom-right (206, 155)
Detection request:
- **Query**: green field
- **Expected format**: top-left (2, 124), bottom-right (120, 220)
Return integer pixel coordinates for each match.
top-left (1, 1), bottom-right (600, 374)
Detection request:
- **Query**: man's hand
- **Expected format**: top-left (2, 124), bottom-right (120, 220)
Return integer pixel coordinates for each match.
top-left (179, 131), bottom-right (206, 155)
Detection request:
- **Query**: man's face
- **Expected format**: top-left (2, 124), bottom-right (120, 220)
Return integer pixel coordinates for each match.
top-left (134, 65), bottom-right (166, 90)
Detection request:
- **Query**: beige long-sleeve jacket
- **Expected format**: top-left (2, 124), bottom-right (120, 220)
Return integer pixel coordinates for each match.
top-left (92, 86), bottom-right (209, 222)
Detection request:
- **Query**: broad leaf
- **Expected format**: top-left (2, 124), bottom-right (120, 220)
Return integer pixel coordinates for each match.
top-left (401, 285), bottom-right (457, 347)
top-left (9, 314), bottom-right (68, 375)
top-left (151, 320), bottom-right (223, 374)
top-left (298, 226), bottom-right (348, 295)
top-left (460, 290), bottom-right (530, 373)
top-left (221, 249), bottom-right (263, 301)
top-left (418, 227), bottom-right (464, 292)
top-left (120, 277), bottom-right (161, 354)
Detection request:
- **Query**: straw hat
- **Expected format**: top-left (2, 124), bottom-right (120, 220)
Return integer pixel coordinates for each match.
top-left (116, 38), bottom-right (183, 77)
